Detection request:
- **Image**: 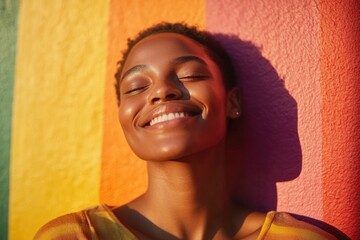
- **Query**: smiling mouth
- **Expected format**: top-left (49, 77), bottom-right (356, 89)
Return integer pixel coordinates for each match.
top-left (147, 112), bottom-right (199, 127)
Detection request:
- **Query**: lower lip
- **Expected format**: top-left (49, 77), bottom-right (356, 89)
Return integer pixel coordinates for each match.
top-left (143, 115), bottom-right (200, 130)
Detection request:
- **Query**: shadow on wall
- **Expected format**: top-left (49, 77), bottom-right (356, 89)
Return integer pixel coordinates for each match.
top-left (216, 33), bottom-right (302, 212)
top-left (217, 34), bottom-right (350, 240)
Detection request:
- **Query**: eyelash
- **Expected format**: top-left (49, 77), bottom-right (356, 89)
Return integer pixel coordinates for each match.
top-left (124, 85), bottom-right (149, 94)
top-left (178, 75), bottom-right (208, 80)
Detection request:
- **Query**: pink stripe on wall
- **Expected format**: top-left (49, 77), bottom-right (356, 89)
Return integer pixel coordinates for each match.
top-left (206, 0), bottom-right (323, 218)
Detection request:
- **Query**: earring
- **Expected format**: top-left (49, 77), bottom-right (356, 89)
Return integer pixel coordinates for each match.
top-left (232, 111), bottom-right (240, 118)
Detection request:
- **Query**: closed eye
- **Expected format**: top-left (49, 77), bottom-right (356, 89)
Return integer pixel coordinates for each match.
top-left (124, 85), bottom-right (149, 95)
top-left (178, 75), bottom-right (209, 81)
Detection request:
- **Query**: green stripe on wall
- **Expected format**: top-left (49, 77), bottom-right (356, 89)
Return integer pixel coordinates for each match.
top-left (0, 0), bottom-right (20, 239)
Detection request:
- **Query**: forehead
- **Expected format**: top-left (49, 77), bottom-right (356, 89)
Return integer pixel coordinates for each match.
top-left (122, 33), bottom-right (210, 70)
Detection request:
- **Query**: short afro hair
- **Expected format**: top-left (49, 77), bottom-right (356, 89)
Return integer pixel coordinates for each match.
top-left (114, 22), bottom-right (236, 105)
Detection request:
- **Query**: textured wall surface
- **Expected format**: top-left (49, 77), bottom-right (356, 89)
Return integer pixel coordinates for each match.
top-left (0, 0), bottom-right (19, 239)
top-left (9, 1), bottom-right (108, 239)
top-left (207, 0), bottom-right (323, 218)
top-left (3, 0), bottom-right (359, 239)
top-left (320, 1), bottom-right (360, 237)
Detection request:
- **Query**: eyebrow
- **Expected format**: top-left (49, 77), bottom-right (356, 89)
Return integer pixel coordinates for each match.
top-left (170, 55), bottom-right (208, 66)
top-left (121, 55), bottom-right (208, 81)
top-left (121, 65), bottom-right (148, 81)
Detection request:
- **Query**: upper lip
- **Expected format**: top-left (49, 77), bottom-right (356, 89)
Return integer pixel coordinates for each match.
top-left (137, 102), bottom-right (203, 127)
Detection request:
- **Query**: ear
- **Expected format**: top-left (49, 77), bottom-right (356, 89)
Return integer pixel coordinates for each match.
top-left (227, 87), bottom-right (241, 119)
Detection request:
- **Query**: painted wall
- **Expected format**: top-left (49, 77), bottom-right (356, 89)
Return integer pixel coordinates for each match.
top-left (0, 0), bottom-right (19, 238)
top-left (2, 0), bottom-right (358, 239)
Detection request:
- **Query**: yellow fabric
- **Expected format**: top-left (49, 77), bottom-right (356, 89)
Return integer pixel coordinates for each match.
top-left (34, 206), bottom-right (335, 239)
top-left (257, 211), bottom-right (336, 240)
top-left (85, 205), bottom-right (136, 239)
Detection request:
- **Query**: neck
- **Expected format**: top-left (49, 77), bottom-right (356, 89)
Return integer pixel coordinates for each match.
top-left (135, 141), bottom-right (234, 239)
top-left (149, 144), bottom-right (229, 203)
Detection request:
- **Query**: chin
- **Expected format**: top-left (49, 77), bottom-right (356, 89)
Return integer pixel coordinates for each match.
top-left (134, 146), bottom-right (192, 162)
top-left (133, 139), bottom-right (224, 162)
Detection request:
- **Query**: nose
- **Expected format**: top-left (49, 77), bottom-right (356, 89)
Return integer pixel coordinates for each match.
top-left (148, 78), bottom-right (183, 104)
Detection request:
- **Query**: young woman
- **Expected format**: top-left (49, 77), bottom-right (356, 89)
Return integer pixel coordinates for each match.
top-left (35, 23), bottom-right (335, 240)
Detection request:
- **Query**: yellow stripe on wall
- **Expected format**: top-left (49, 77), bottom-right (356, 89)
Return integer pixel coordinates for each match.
top-left (9, 1), bottom-right (109, 239)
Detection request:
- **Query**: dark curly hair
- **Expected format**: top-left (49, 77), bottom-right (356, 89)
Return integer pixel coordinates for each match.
top-left (114, 22), bottom-right (237, 105)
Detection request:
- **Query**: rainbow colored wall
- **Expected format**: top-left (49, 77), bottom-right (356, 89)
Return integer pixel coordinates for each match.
top-left (1, 0), bottom-right (359, 239)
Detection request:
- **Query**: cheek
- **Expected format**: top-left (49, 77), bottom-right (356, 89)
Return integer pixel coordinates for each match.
top-left (119, 99), bottom-right (140, 130)
top-left (189, 85), bottom-right (228, 146)
top-left (189, 83), bottom-right (227, 113)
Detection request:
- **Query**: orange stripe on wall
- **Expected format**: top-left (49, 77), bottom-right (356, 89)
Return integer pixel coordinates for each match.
top-left (320, 1), bottom-right (360, 239)
top-left (101, 0), bottom-right (205, 205)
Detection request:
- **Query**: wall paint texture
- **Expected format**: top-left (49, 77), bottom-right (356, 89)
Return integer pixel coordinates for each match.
top-left (207, 0), bottom-right (323, 218)
top-left (3, 0), bottom-right (359, 239)
top-left (320, 1), bottom-right (360, 236)
top-left (9, 1), bottom-right (108, 239)
top-left (0, 0), bottom-right (19, 239)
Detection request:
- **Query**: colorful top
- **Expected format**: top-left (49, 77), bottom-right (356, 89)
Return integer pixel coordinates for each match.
top-left (34, 205), bottom-right (336, 239)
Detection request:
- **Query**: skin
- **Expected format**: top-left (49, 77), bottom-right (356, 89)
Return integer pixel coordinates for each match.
top-left (114, 33), bottom-right (265, 239)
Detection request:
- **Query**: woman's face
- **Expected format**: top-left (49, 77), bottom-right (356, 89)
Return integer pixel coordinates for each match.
top-left (118, 33), bottom-right (230, 161)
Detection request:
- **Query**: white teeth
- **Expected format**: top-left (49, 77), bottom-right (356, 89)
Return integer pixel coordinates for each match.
top-left (149, 112), bottom-right (189, 126)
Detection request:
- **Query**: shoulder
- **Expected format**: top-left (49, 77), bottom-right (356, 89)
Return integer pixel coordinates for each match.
top-left (34, 205), bottom-right (137, 240)
top-left (258, 211), bottom-right (337, 240)
top-left (34, 208), bottom-right (93, 239)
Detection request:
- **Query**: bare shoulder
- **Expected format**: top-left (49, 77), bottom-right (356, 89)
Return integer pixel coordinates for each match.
top-left (34, 210), bottom-right (91, 240)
